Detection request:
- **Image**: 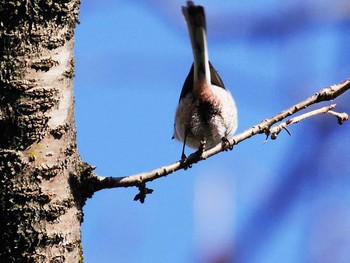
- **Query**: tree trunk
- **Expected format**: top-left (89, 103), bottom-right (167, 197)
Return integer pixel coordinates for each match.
top-left (0, 1), bottom-right (88, 262)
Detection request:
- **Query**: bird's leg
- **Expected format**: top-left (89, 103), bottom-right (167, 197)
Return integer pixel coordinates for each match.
top-left (180, 129), bottom-right (193, 170)
top-left (181, 129), bottom-right (188, 160)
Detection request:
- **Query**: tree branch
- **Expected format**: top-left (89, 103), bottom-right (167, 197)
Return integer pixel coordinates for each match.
top-left (87, 78), bottom-right (350, 202)
top-left (267, 103), bottom-right (349, 140)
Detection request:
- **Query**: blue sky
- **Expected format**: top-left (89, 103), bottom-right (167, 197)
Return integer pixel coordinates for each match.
top-left (74, 1), bottom-right (350, 262)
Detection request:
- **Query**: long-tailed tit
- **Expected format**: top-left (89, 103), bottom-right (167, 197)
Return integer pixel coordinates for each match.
top-left (173, 1), bottom-right (238, 158)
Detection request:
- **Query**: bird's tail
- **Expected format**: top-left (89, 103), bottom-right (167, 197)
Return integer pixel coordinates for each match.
top-left (182, 1), bottom-right (210, 85)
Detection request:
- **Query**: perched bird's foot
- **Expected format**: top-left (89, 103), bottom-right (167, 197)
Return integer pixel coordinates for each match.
top-left (180, 154), bottom-right (192, 170)
top-left (221, 137), bottom-right (233, 151)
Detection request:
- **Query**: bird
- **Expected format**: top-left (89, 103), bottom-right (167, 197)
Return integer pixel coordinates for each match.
top-left (173, 1), bottom-right (238, 159)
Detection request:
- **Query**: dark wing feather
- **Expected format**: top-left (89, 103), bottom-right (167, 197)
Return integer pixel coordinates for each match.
top-left (179, 64), bottom-right (195, 101)
top-left (209, 61), bottom-right (226, 89)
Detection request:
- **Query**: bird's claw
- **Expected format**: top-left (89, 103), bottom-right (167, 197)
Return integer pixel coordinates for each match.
top-left (221, 137), bottom-right (233, 151)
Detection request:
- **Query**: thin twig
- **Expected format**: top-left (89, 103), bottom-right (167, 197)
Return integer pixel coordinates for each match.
top-left (327, 110), bottom-right (349, 124)
top-left (268, 104), bottom-right (339, 139)
top-left (89, 78), bottom-right (350, 199)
